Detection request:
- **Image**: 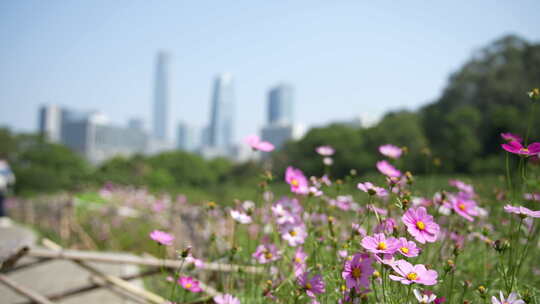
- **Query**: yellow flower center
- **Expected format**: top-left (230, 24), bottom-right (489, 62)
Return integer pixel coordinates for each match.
top-left (291, 179), bottom-right (299, 187)
top-left (458, 203), bottom-right (466, 211)
top-left (401, 247), bottom-right (409, 254)
top-left (416, 221), bottom-right (425, 230)
top-left (289, 230), bottom-right (297, 236)
top-left (185, 283), bottom-right (192, 289)
top-left (265, 252), bottom-right (273, 259)
top-left (522, 148), bottom-right (529, 153)
top-left (406, 272), bottom-right (418, 281)
top-left (294, 257), bottom-right (302, 263)
top-left (305, 282), bottom-right (312, 290)
top-left (377, 242), bottom-right (387, 250)
top-left (352, 267), bottom-right (362, 278)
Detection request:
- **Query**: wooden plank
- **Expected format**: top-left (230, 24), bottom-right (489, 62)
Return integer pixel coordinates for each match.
top-left (0, 274), bottom-right (55, 304)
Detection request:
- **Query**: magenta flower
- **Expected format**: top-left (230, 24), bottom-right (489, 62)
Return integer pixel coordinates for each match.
top-left (396, 237), bottom-right (420, 257)
top-left (285, 166), bottom-right (309, 195)
top-left (501, 132), bottom-right (522, 143)
top-left (389, 260), bottom-right (438, 285)
top-left (230, 210), bottom-right (252, 224)
top-left (379, 144), bottom-right (403, 159)
top-left (178, 276), bottom-right (202, 292)
top-left (316, 145), bottom-right (335, 156)
top-left (281, 223), bottom-right (307, 247)
top-left (252, 244), bottom-right (282, 264)
top-left (361, 233), bottom-right (399, 255)
top-left (504, 204), bottom-right (540, 218)
top-left (491, 291), bottom-right (525, 304)
top-left (342, 253), bottom-right (374, 291)
top-left (245, 134), bottom-right (274, 152)
top-left (402, 207), bottom-right (440, 244)
top-left (149, 230), bottom-right (174, 246)
top-left (502, 141), bottom-right (540, 156)
top-left (376, 160), bottom-right (401, 177)
top-left (451, 196), bottom-right (479, 222)
top-left (297, 272), bottom-right (325, 298)
top-left (357, 182), bottom-right (388, 197)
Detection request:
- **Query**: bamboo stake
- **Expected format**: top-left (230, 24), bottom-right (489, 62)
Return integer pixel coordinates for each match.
top-left (0, 274), bottom-right (55, 304)
top-left (42, 239), bottom-right (167, 304)
top-left (29, 247), bottom-right (263, 274)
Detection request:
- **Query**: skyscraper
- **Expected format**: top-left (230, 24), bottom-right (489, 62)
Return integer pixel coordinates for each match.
top-left (38, 104), bottom-right (62, 142)
top-left (268, 84), bottom-right (293, 125)
top-left (153, 52), bottom-right (170, 141)
top-left (208, 73), bottom-right (234, 149)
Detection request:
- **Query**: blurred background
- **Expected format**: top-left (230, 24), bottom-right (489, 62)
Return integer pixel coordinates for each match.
top-left (1, 1), bottom-right (539, 196)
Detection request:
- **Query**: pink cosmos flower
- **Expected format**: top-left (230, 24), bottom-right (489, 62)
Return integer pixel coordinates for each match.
top-left (491, 291), bottom-right (525, 304)
top-left (451, 195), bottom-right (479, 222)
top-left (449, 180), bottom-right (475, 197)
top-left (501, 132), bottom-right (522, 143)
top-left (213, 294), bottom-right (241, 304)
top-left (379, 144), bottom-right (403, 159)
top-left (245, 135), bottom-right (275, 152)
top-left (361, 233), bottom-right (399, 255)
top-left (376, 160), bottom-right (402, 177)
top-left (374, 218), bottom-right (397, 234)
top-left (524, 193), bottom-right (540, 202)
top-left (316, 145), bottom-right (335, 156)
top-left (504, 204), bottom-right (540, 218)
top-left (502, 141), bottom-right (540, 156)
top-left (402, 207), bottom-right (440, 244)
top-left (297, 272), bottom-right (325, 298)
top-left (178, 276), bottom-right (202, 292)
top-left (230, 210), bottom-right (252, 224)
top-left (389, 260), bottom-right (438, 285)
top-left (149, 230), bottom-right (174, 246)
top-left (285, 166), bottom-right (309, 195)
top-left (396, 237), bottom-right (420, 257)
top-left (252, 244), bottom-right (282, 264)
top-left (357, 182), bottom-right (388, 197)
top-left (323, 157), bottom-right (333, 166)
top-left (342, 253), bottom-right (374, 291)
top-left (413, 289), bottom-right (437, 303)
top-left (281, 223), bottom-right (308, 247)
top-left (293, 247), bottom-right (308, 277)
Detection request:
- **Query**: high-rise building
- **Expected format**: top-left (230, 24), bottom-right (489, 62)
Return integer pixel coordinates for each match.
top-left (38, 105), bottom-right (63, 142)
top-left (177, 122), bottom-right (199, 152)
top-left (268, 84), bottom-right (293, 125)
top-left (153, 51), bottom-right (170, 141)
top-left (261, 124), bottom-right (305, 151)
top-left (128, 118), bottom-right (145, 132)
top-left (208, 73), bottom-right (234, 149)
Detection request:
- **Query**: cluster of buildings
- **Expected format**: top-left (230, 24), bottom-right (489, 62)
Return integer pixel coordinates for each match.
top-left (38, 52), bottom-right (306, 164)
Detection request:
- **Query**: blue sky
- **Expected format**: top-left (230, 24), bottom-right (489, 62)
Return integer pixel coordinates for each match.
top-left (1, 1), bottom-right (539, 142)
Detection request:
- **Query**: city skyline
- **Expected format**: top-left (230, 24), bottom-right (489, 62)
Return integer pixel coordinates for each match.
top-left (1, 2), bottom-right (540, 139)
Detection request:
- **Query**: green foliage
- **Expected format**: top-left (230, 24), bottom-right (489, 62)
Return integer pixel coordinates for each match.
top-left (11, 134), bottom-right (91, 194)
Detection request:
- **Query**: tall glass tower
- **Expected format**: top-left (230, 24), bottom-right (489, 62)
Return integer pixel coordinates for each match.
top-left (153, 52), bottom-right (170, 141)
top-left (268, 84), bottom-right (293, 125)
top-left (208, 73), bottom-right (234, 148)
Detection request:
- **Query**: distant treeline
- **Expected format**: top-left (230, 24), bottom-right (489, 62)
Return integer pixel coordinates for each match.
top-left (1, 35), bottom-right (539, 195)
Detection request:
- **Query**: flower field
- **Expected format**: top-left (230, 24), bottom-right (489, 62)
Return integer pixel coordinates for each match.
top-left (8, 92), bottom-right (540, 304)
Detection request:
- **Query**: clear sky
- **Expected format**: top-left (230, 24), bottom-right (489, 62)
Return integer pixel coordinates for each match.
top-left (1, 1), bottom-right (539, 143)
